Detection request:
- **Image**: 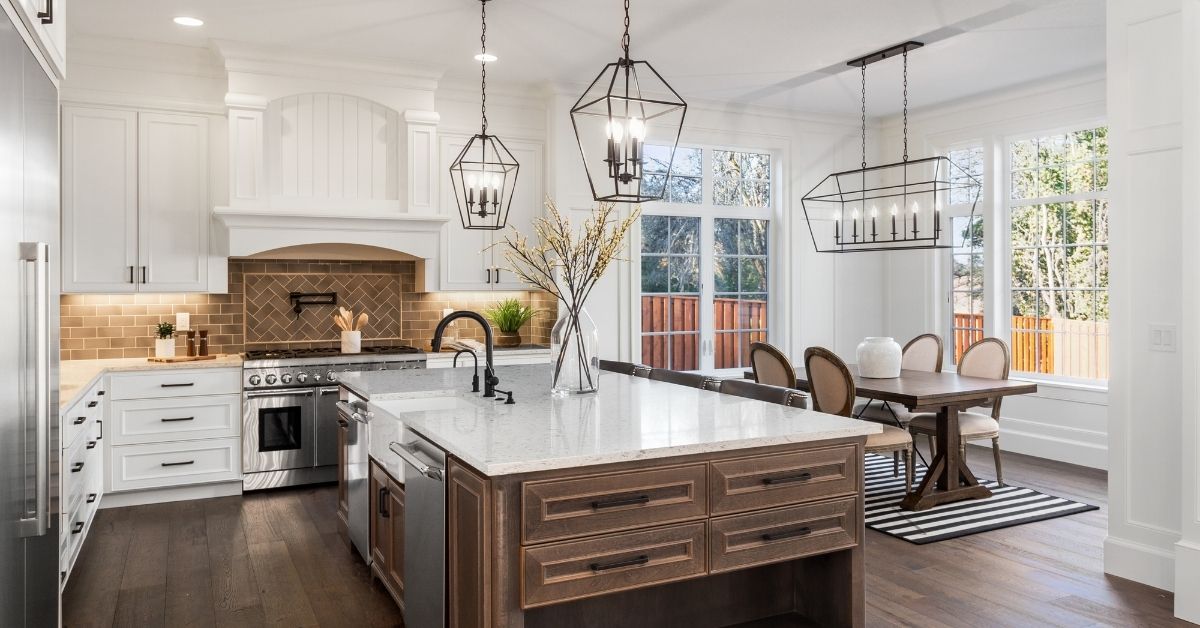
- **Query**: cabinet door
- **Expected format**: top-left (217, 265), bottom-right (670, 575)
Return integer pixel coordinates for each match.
top-left (138, 112), bottom-right (209, 292)
top-left (62, 106), bottom-right (138, 293)
top-left (490, 140), bottom-right (544, 290)
top-left (387, 477), bottom-right (405, 603)
top-left (370, 463), bottom-right (392, 578)
top-left (337, 419), bottom-right (350, 541)
top-left (11, 0), bottom-right (65, 80)
top-left (439, 134), bottom-right (493, 291)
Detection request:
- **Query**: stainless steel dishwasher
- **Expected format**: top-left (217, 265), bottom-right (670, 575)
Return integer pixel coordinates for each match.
top-left (335, 398), bottom-right (372, 563)
top-left (390, 429), bottom-right (446, 628)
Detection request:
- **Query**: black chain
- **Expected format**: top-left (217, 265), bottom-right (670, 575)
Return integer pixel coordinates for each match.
top-left (622, 0), bottom-right (631, 59)
top-left (860, 63), bottom-right (867, 169)
top-left (902, 49), bottom-right (908, 162)
top-left (480, 0), bottom-right (488, 135)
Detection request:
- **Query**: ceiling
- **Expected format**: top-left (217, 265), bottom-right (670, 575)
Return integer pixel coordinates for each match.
top-left (69, 0), bottom-right (1105, 115)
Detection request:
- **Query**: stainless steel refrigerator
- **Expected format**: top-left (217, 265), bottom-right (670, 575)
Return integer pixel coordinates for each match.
top-left (1, 5), bottom-right (61, 627)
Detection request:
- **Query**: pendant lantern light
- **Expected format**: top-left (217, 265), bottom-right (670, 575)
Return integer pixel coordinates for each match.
top-left (801, 42), bottom-right (979, 252)
top-left (449, 0), bottom-right (519, 230)
top-left (570, 0), bottom-right (687, 203)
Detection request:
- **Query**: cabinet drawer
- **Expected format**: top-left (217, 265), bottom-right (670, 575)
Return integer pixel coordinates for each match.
top-left (521, 522), bottom-right (707, 608)
top-left (109, 438), bottom-right (240, 492)
top-left (522, 464), bottom-right (708, 544)
top-left (110, 395), bottom-right (241, 445)
top-left (62, 387), bottom-right (103, 451)
top-left (708, 496), bottom-right (859, 574)
top-left (709, 444), bottom-right (858, 515)
top-left (109, 368), bottom-right (241, 400)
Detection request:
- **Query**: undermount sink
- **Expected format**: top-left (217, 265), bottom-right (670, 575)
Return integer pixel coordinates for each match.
top-left (373, 394), bottom-right (476, 415)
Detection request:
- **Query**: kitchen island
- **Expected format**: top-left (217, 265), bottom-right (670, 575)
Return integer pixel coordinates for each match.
top-left (339, 364), bottom-right (880, 628)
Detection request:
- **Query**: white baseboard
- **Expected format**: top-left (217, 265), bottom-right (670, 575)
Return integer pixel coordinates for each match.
top-left (1104, 535), bottom-right (1176, 592)
top-left (1176, 540), bottom-right (1200, 622)
top-left (999, 417), bottom-right (1108, 470)
top-left (99, 481), bottom-right (243, 508)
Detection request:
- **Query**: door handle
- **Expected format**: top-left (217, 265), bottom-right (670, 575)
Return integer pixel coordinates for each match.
top-left (590, 554), bottom-right (649, 572)
top-left (86, 441), bottom-right (97, 450)
top-left (87, 400), bottom-right (98, 408)
top-left (128, 266), bottom-right (135, 284)
top-left (37, 0), bottom-right (52, 24)
top-left (18, 242), bottom-right (50, 538)
top-left (73, 416), bottom-right (86, 425)
top-left (761, 526), bottom-right (812, 542)
top-left (485, 268), bottom-right (492, 284)
top-left (761, 472), bottom-right (813, 485)
top-left (493, 267), bottom-right (501, 282)
top-left (98, 419), bottom-right (103, 440)
top-left (141, 266), bottom-right (148, 284)
top-left (160, 382), bottom-right (194, 388)
top-left (378, 487), bottom-right (390, 517)
top-left (161, 416), bottom-right (195, 422)
top-left (161, 460), bottom-right (195, 467)
top-left (71, 462), bottom-right (84, 473)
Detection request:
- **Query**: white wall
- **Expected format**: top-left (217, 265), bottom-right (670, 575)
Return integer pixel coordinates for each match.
top-left (873, 72), bottom-right (1109, 470)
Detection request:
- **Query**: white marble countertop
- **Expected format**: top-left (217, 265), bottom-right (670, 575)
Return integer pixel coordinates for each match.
top-left (339, 364), bottom-right (880, 478)
top-left (59, 355), bottom-right (243, 410)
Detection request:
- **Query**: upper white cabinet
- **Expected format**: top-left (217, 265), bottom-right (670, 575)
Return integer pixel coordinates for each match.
top-left (63, 105), bottom-right (214, 293)
top-left (12, 0), bottom-right (65, 80)
top-left (439, 133), bottom-right (544, 291)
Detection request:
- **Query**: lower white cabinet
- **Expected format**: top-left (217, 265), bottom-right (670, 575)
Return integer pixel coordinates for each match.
top-left (59, 378), bottom-right (104, 587)
top-left (109, 438), bottom-right (241, 492)
top-left (109, 395), bottom-right (240, 445)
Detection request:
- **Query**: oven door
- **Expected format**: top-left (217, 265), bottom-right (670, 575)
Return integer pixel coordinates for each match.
top-left (243, 388), bottom-right (316, 473)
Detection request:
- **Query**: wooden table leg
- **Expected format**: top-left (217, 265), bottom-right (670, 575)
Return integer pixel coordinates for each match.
top-left (899, 404), bottom-right (992, 511)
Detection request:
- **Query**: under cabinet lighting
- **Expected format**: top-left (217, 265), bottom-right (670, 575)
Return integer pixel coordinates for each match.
top-left (173, 16), bottom-right (204, 27)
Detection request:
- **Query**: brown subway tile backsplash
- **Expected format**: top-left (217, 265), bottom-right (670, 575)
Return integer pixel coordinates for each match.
top-left (60, 258), bottom-right (555, 361)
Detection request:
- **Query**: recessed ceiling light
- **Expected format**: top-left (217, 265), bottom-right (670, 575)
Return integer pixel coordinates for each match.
top-left (173, 16), bottom-right (204, 27)
top-left (474, 52), bottom-right (497, 63)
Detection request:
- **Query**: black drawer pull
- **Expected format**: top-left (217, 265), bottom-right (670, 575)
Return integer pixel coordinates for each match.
top-left (71, 462), bottom-right (84, 473)
top-left (161, 460), bottom-right (195, 467)
top-left (762, 472), bottom-right (813, 485)
top-left (71, 521), bottom-right (84, 534)
top-left (590, 554), bottom-right (649, 572)
top-left (379, 487), bottom-right (390, 517)
top-left (97, 390), bottom-right (105, 396)
top-left (87, 493), bottom-right (98, 503)
top-left (161, 416), bottom-right (195, 423)
top-left (73, 416), bottom-right (86, 425)
top-left (160, 382), bottom-right (195, 388)
top-left (86, 441), bottom-right (97, 450)
top-left (762, 526), bottom-right (812, 542)
top-left (87, 401), bottom-right (98, 408)
top-left (337, 418), bottom-right (349, 427)
top-left (591, 494), bottom-right (650, 509)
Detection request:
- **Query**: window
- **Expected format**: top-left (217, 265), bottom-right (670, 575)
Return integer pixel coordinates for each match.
top-left (637, 145), bottom-right (775, 371)
top-left (713, 150), bottom-right (771, 207)
top-left (946, 146), bottom-right (985, 363)
top-left (1007, 127), bottom-right (1109, 380)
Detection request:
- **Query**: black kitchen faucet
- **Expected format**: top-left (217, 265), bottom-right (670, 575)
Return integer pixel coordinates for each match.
top-left (431, 311), bottom-right (499, 398)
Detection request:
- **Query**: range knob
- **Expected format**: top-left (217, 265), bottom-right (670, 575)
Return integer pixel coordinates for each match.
top-left (327, 371), bottom-right (337, 382)
top-left (265, 374), bottom-right (278, 385)
top-left (281, 373), bottom-right (293, 384)
top-left (248, 374), bottom-right (262, 386)
top-left (296, 372), bottom-right (308, 383)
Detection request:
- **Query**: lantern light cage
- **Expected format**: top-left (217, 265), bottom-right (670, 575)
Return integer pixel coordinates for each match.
top-left (801, 41), bottom-right (980, 253)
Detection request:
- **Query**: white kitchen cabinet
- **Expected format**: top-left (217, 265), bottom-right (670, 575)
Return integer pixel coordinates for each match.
top-left (58, 377), bottom-right (103, 587)
top-left (62, 106), bottom-right (215, 293)
top-left (11, 0), bottom-right (66, 80)
top-left (439, 133), bottom-right (544, 291)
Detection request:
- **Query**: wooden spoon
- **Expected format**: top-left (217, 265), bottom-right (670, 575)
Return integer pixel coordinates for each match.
top-left (354, 312), bottom-right (368, 331)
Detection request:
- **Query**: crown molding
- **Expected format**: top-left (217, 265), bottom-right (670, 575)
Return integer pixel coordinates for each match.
top-left (214, 39), bottom-right (444, 92)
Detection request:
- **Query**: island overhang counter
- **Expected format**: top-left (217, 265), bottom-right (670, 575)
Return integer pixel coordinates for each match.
top-left (338, 364), bottom-right (881, 628)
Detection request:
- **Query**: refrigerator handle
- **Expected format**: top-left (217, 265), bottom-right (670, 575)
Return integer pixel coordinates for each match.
top-left (18, 242), bottom-right (50, 538)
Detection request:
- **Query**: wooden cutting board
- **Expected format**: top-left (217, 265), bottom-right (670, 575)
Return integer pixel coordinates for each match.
top-left (146, 354), bottom-right (220, 363)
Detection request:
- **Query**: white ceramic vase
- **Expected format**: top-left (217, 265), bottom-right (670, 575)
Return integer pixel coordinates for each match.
top-left (154, 338), bottom-right (175, 359)
top-left (341, 330), bottom-right (362, 354)
top-left (856, 337), bottom-right (902, 378)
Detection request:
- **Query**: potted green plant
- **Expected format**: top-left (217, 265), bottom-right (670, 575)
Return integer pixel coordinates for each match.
top-left (154, 322), bottom-right (176, 359)
top-left (483, 298), bottom-right (538, 348)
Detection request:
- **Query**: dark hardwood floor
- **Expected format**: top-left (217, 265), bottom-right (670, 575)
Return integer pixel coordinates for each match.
top-left (63, 448), bottom-right (1187, 628)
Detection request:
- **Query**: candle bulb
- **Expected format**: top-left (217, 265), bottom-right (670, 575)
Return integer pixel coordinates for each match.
top-left (834, 215), bottom-right (841, 243)
top-left (851, 208), bottom-right (859, 242)
top-left (890, 204), bottom-right (898, 240)
top-left (628, 117), bottom-right (645, 177)
top-left (467, 174), bottom-right (477, 206)
top-left (870, 207), bottom-right (878, 241)
top-left (934, 201), bottom-right (942, 238)
top-left (911, 201), bottom-right (919, 238)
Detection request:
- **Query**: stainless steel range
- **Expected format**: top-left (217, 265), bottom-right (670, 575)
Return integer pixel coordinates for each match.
top-left (241, 345), bottom-right (426, 490)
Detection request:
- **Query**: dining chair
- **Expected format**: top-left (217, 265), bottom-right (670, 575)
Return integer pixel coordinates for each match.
top-left (599, 359), bottom-right (640, 376)
top-left (647, 368), bottom-right (711, 389)
top-left (805, 347), bottom-right (913, 491)
top-left (717, 378), bottom-right (793, 405)
top-left (749, 341), bottom-right (798, 389)
top-left (854, 333), bottom-right (943, 428)
top-left (907, 337), bottom-right (1009, 485)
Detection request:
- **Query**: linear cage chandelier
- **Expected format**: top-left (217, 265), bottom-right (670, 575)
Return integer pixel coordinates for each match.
top-left (801, 42), bottom-right (980, 253)
top-left (570, 0), bottom-right (687, 203)
top-left (449, 0), bottom-right (519, 230)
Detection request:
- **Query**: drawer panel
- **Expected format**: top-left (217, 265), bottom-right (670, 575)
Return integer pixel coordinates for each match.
top-left (522, 464), bottom-right (708, 544)
top-left (709, 444), bottom-right (858, 515)
top-left (63, 435), bottom-right (99, 516)
top-left (521, 522), bottom-right (707, 608)
top-left (110, 395), bottom-right (241, 445)
top-left (708, 496), bottom-right (859, 574)
top-left (61, 392), bottom-right (101, 451)
top-left (109, 368), bottom-right (241, 400)
top-left (110, 438), bottom-right (240, 492)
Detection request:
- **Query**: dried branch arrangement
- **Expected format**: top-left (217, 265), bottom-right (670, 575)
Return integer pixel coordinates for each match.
top-left (496, 198), bottom-right (640, 390)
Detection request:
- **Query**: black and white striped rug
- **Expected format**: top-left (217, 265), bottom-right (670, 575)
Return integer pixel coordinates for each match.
top-left (864, 453), bottom-right (1099, 544)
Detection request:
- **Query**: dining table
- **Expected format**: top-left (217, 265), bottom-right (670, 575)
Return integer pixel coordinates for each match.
top-left (744, 365), bottom-right (1038, 511)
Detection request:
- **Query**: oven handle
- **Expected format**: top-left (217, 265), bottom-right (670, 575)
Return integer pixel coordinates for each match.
top-left (245, 388), bottom-right (316, 398)
top-left (319, 387), bottom-right (340, 395)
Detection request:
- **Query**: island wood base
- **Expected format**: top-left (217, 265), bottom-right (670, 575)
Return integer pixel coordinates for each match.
top-left (447, 437), bottom-right (867, 628)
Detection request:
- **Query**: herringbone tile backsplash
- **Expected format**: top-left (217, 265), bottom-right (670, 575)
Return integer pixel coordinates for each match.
top-left (60, 259), bottom-right (553, 361)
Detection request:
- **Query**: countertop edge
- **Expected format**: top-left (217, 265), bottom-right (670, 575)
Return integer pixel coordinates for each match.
top-left (59, 356), bottom-right (244, 410)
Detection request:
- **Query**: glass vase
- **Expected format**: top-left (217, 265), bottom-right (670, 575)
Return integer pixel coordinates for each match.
top-left (550, 306), bottom-right (600, 395)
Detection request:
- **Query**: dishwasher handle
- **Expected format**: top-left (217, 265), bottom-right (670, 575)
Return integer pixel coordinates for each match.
top-left (335, 401), bottom-right (372, 423)
top-left (390, 441), bottom-right (444, 481)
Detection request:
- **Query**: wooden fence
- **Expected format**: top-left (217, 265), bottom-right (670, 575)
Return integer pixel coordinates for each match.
top-left (641, 295), bottom-right (768, 370)
top-left (954, 312), bottom-right (1109, 379)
